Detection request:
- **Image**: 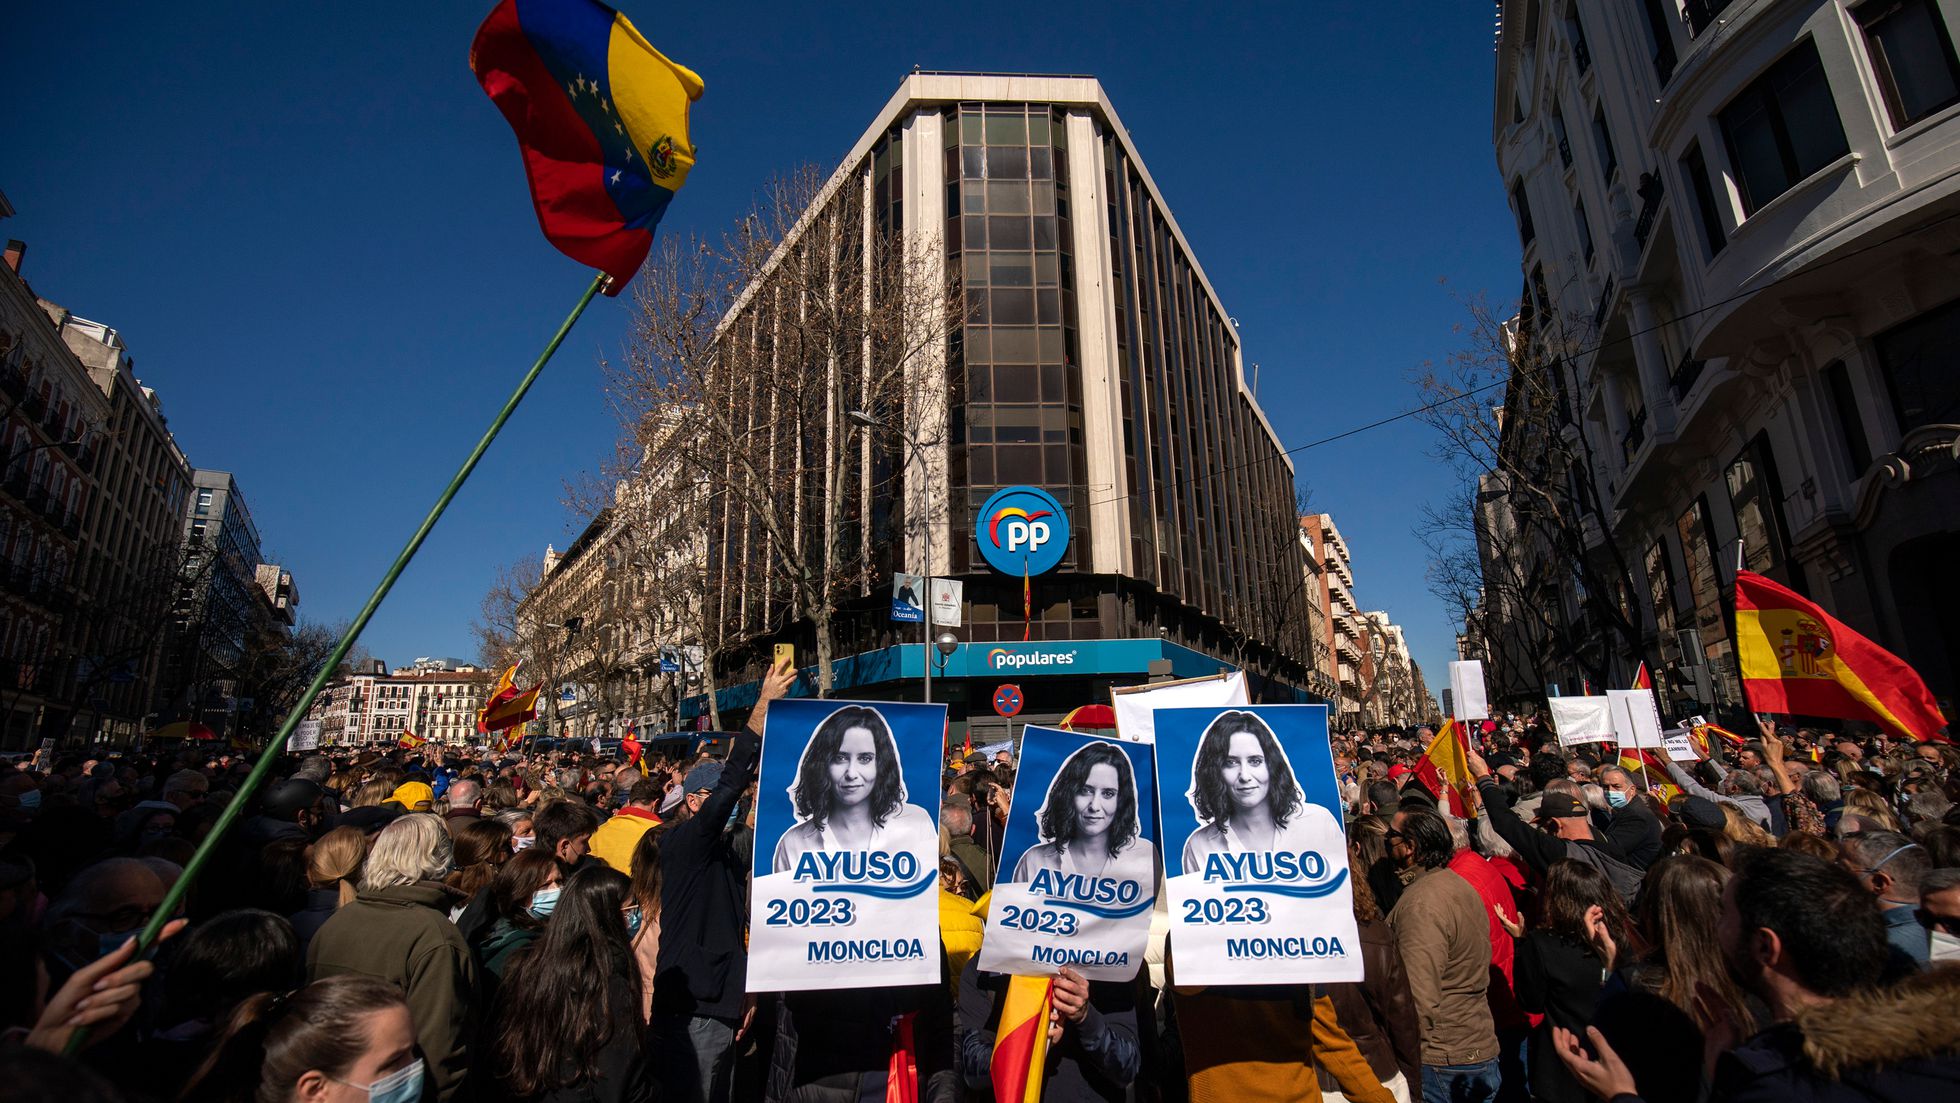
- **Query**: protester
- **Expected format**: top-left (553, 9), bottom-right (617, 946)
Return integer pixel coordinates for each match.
top-left (1592, 766), bottom-right (1662, 867)
top-left (307, 811), bottom-right (478, 1101)
top-left (534, 799), bottom-right (603, 872)
top-left (1509, 860), bottom-right (1632, 1103)
top-left (958, 962), bottom-right (1130, 1102)
top-left (289, 825), bottom-right (365, 953)
top-left (181, 974), bottom-right (420, 1103)
top-left (473, 848), bottom-right (561, 981)
top-left (627, 828), bottom-right (663, 1020)
top-left (1318, 841), bottom-right (1420, 1102)
top-left (1837, 831), bottom-right (1932, 969)
top-left (488, 864), bottom-right (652, 1102)
top-left (1386, 807), bottom-right (1500, 1101)
top-left (589, 779), bottom-right (663, 875)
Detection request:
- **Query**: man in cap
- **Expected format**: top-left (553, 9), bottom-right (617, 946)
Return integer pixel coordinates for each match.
top-left (388, 781), bottom-right (435, 813)
top-left (1469, 749), bottom-right (1642, 901)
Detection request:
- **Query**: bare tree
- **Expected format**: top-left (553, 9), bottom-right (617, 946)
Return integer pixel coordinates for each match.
top-left (608, 166), bottom-right (961, 697)
top-left (1415, 290), bottom-right (1652, 706)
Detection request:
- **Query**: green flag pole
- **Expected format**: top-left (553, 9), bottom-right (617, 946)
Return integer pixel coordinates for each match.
top-left (65, 269), bottom-right (609, 1055)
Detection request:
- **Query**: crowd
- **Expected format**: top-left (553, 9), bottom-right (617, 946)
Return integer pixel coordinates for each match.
top-left (1, 669), bottom-right (1957, 1102)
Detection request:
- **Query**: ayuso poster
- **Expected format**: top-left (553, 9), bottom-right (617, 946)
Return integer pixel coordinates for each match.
top-left (747, 699), bottom-right (946, 992)
top-left (976, 725), bottom-right (1158, 981)
top-left (1153, 705), bottom-right (1361, 986)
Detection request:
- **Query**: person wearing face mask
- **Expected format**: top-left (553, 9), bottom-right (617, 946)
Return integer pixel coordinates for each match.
top-left (181, 974), bottom-right (423, 1103)
top-left (473, 848), bottom-right (563, 982)
top-left (1919, 867), bottom-right (1960, 963)
top-left (307, 813), bottom-right (479, 1101)
top-left (486, 864), bottom-right (653, 1102)
top-left (1836, 831), bottom-right (1932, 971)
top-left (39, 857), bottom-right (167, 991)
top-left (1591, 766), bottom-right (1662, 869)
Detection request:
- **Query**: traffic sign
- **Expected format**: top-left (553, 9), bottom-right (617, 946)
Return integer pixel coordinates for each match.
top-left (992, 684), bottom-right (1024, 718)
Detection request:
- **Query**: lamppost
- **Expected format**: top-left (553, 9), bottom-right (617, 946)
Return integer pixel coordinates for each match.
top-left (846, 409), bottom-right (940, 705)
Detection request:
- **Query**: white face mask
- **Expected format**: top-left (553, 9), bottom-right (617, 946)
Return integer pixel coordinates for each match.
top-left (1932, 930), bottom-right (1960, 963)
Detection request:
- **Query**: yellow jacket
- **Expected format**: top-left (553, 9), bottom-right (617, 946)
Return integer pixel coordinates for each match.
top-left (589, 807), bottom-right (662, 875)
top-left (939, 890), bottom-right (987, 996)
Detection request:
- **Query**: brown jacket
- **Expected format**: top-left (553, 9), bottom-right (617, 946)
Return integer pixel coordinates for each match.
top-left (1386, 866), bottom-right (1498, 1067)
top-left (1318, 916), bottom-right (1422, 1091)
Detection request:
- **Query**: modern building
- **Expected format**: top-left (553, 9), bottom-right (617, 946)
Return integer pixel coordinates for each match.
top-left (685, 73), bottom-right (1319, 742)
top-left (1486, 0), bottom-right (1960, 717)
top-left (157, 469), bottom-right (281, 738)
top-left (1301, 513), bottom-right (1365, 726)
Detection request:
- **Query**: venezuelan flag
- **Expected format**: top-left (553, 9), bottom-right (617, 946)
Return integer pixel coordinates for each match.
top-left (471, 0), bottom-right (702, 292)
top-left (1735, 570), bottom-right (1949, 743)
top-left (990, 974), bottom-right (1051, 1103)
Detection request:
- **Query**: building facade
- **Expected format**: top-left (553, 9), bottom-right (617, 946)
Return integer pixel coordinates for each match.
top-left (691, 75), bottom-right (1318, 742)
top-left (1488, 0), bottom-right (1960, 717)
top-left (158, 469), bottom-right (282, 738)
top-left (307, 662), bottom-right (493, 747)
top-left (1301, 514), bottom-right (1368, 727)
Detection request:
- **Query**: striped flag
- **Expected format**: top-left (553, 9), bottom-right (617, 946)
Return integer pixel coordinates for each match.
top-left (1413, 719), bottom-right (1476, 818)
top-left (990, 975), bottom-right (1051, 1103)
top-left (1619, 750), bottom-right (1681, 802)
top-left (398, 730), bottom-right (427, 751)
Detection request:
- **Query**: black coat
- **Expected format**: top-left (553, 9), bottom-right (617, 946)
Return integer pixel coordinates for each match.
top-left (1513, 932), bottom-right (1607, 1103)
top-left (653, 735), bottom-right (759, 1022)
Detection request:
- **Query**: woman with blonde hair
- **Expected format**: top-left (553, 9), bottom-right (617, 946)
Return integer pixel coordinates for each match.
top-left (1841, 787), bottom-right (1901, 833)
top-left (289, 826), bottom-right (366, 953)
top-left (1719, 804), bottom-right (1775, 849)
top-left (348, 778), bottom-right (393, 809)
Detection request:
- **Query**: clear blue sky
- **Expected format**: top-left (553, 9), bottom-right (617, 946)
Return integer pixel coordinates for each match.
top-left (6, 1), bottom-right (1517, 694)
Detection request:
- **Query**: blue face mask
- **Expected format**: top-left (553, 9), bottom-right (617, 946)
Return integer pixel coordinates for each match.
top-left (528, 886), bottom-right (561, 919)
top-left (337, 1058), bottom-right (424, 1103)
top-left (1606, 789), bottom-right (1630, 809)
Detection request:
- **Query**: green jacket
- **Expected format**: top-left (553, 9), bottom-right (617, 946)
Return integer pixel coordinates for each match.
top-left (477, 917), bottom-right (541, 980)
top-left (308, 881), bottom-right (480, 1101)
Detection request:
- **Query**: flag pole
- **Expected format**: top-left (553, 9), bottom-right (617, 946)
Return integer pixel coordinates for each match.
top-left (66, 270), bottom-right (609, 1054)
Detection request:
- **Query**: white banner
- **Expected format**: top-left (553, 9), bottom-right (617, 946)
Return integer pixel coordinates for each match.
top-left (290, 720), bottom-right (322, 752)
top-left (1154, 704), bottom-right (1361, 986)
top-left (1661, 729), bottom-right (1700, 762)
top-left (1608, 689), bottom-right (1668, 750)
top-left (1547, 697), bottom-right (1614, 746)
top-left (976, 726), bottom-right (1158, 980)
top-left (929, 577), bottom-right (963, 627)
top-left (1449, 661), bottom-right (1489, 720)
top-left (1110, 671), bottom-right (1247, 745)
top-left (746, 700), bottom-right (946, 992)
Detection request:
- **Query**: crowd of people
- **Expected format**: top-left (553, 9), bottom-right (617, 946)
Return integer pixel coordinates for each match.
top-left (1, 669), bottom-right (1956, 1102)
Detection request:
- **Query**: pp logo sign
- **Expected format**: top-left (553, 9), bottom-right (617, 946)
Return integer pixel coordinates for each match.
top-left (976, 486), bottom-right (1070, 577)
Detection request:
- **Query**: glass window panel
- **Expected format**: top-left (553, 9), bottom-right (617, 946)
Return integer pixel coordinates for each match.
top-left (943, 146), bottom-right (959, 179)
top-left (1027, 114), bottom-right (1051, 146)
top-left (1030, 146), bottom-right (1053, 180)
top-left (961, 146), bottom-right (984, 178)
top-left (1037, 289), bottom-right (1062, 325)
top-left (1723, 97), bottom-right (1787, 209)
top-left (944, 215), bottom-right (962, 250)
top-left (964, 253), bottom-right (990, 285)
top-left (996, 365), bottom-right (1040, 402)
top-left (1040, 364), bottom-right (1065, 402)
top-left (964, 215), bottom-right (988, 248)
top-left (1035, 253), bottom-right (1059, 286)
top-left (965, 288), bottom-right (989, 324)
top-left (996, 445), bottom-right (1042, 483)
top-left (963, 183), bottom-right (987, 214)
top-left (965, 327), bottom-right (990, 363)
top-left (967, 447), bottom-right (995, 484)
top-left (988, 181), bottom-right (1030, 214)
top-left (992, 326), bottom-right (1039, 363)
top-left (989, 146), bottom-right (1027, 180)
top-left (1032, 217), bottom-right (1059, 250)
top-left (989, 216), bottom-right (1032, 250)
top-left (993, 414), bottom-right (1040, 443)
top-left (1860, 0), bottom-right (1960, 128)
top-left (960, 114), bottom-right (983, 144)
top-left (985, 115), bottom-right (1027, 145)
top-left (990, 255), bottom-right (1034, 287)
top-left (1045, 444), bottom-right (1069, 478)
top-left (1040, 328), bottom-right (1065, 362)
top-left (968, 366), bottom-right (993, 402)
top-left (993, 289), bottom-right (1036, 326)
top-left (1875, 297), bottom-right (1960, 431)
top-left (1031, 182), bottom-right (1056, 216)
top-left (1778, 51), bottom-right (1850, 176)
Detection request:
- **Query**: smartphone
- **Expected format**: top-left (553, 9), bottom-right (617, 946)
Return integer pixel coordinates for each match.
top-left (773, 643), bottom-right (794, 669)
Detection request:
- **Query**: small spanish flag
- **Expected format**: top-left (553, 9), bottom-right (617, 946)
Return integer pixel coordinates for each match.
top-left (1735, 571), bottom-right (1949, 743)
top-left (1631, 661), bottom-right (1652, 690)
top-left (481, 683), bottom-right (544, 733)
top-left (990, 975), bottom-right (1051, 1103)
top-left (399, 730), bottom-right (428, 750)
top-left (1413, 718), bottom-right (1476, 818)
top-left (471, 0), bottom-right (703, 292)
top-left (1618, 751), bottom-right (1681, 802)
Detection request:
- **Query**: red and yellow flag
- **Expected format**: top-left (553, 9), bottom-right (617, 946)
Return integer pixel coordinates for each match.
top-left (480, 683), bottom-right (543, 734)
top-left (1631, 662), bottom-right (1652, 690)
top-left (1618, 750), bottom-right (1681, 802)
top-left (990, 974), bottom-right (1051, 1103)
top-left (398, 730), bottom-right (427, 750)
top-left (1413, 719), bottom-right (1476, 818)
top-left (1735, 571), bottom-right (1949, 743)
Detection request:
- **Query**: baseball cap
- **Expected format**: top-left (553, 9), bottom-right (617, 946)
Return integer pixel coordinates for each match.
top-left (1680, 795), bottom-right (1727, 830)
top-left (684, 762), bottom-right (724, 794)
top-left (1536, 792), bottom-right (1588, 819)
top-left (389, 781), bottom-right (434, 811)
top-left (1386, 764), bottom-right (1411, 780)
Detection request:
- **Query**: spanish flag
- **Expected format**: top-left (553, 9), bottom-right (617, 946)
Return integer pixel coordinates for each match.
top-left (1631, 661), bottom-right (1652, 690)
top-left (399, 730), bottom-right (428, 750)
top-left (990, 975), bottom-right (1051, 1103)
top-left (1735, 571), bottom-right (1949, 743)
top-left (1618, 751), bottom-right (1681, 802)
top-left (1413, 718), bottom-right (1476, 818)
top-left (471, 0), bottom-right (702, 292)
top-left (481, 683), bottom-right (544, 733)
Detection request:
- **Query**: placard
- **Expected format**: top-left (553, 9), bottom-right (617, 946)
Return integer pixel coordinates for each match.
top-left (290, 720), bottom-right (322, 752)
top-left (1449, 661), bottom-right (1489, 720)
top-left (1608, 689), bottom-right (1667, 749)
top-left (1109, 671), bottom-right (1247, 745)
top-left (1153, 705), bottom-right (1361, 986)
top-left (976, 725), bottom-right (1158, 980)
top-left (1547, 697), bottom-right (1614, 746)
top-left (1661, 728), bottom-right (1699, 762)
top-left (747, 699), bottom-right (946, 992)
top-left (929, 577), bottom-right (963, 627)
top-left (891, 573), bottom-right (925, 623)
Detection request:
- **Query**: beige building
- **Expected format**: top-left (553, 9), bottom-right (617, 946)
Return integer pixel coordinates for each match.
top-left (308, 662), bottom-right (493, 747)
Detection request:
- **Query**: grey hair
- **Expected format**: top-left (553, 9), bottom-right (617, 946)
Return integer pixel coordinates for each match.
top-left (1802, 772), bottom-right (1841, 803)
top-left (1475, 813), bottom-right (1517, 858)
top-left (1581, 784), bottom-right (1610, 812)
top-left (1908, 790), bottom-right (1953, 825)
top-left (495, 808), bottom-right (533, 830)
top-left (293, 757), bottom-right (332, 784)
top-left (1721, 770), bottom-right (1763, 797)
top-left (446, 779), bottom-right (482, 808)
top-left (1444, 813), bottom-right (1472, 854)
top-left (1597, 766), bottom-right (1632, 788)
top-left (360, 813), bottom-right (453, 892)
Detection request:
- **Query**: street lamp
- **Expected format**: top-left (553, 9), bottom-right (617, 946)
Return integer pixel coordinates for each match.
top-left (934, 632), bottom-right (959, 675)
top-left (846, 408), bottom-right (938, 704)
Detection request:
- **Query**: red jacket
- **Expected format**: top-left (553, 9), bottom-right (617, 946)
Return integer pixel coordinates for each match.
top-left (1448, 848), bottom-right (1531, 1030)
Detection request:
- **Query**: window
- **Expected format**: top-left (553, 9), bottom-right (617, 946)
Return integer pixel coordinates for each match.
top-left (1857, 0), bottom-right (1960, 129)
top-left (1718, 40), bottom-right (1850, 213)
top-left (195, 488), bottom-right (212, 516)
top-left (1874, 296), bottom-right (1960, 433)
top-left (1574, 196), bottom-right (1595, 262)
top-left (1511, 179), bottom-right (1536, 247)
top-left (1591, 104), bottom-right (1618, 184)
top-left (1725, 434), bottom-right (1789, 574)
top-left (1822, 361), bottom-right (1873, 476)
top-left (1680, 143), bottom-right (1727, 258)
top-left (1641, 0), bottom-right (1679, 84)
top-left (1645, 541), bottom-right (1681, 665)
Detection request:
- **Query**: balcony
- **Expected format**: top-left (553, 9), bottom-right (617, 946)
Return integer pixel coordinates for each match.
top-left (1592, 276), bottom-right (1616, 328)
top-left (1633, 173), bottom-right (1665, 248)
top-left (1622, 408), bottom-right (1649, 466)
top-left (40, 407), bottom-right (63, 438)
top-left (40, 494), bottom-right (63, 524)
top-left (23, 485), bottom-right (47, 514)
top-left (1669, 352), bottom-right (1706, 404)
top-left (60, 511), bottom-right (80, 540)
